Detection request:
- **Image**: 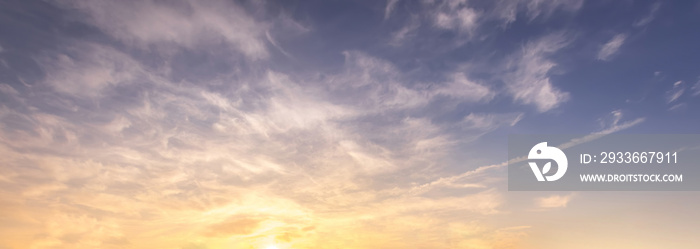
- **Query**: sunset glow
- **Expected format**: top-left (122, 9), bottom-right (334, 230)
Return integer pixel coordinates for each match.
top-left (1, 0), bottom-right (700, 249)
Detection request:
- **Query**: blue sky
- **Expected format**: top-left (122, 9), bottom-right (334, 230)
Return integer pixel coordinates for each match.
top-left (0, 0), bottom-right (699, 248)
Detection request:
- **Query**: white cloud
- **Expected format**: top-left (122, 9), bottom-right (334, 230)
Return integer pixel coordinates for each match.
top-left (598, 109), bottom-right (624, 129)
top-left (668, 103), bottom-right (686, 112)
top-left (410, 161), bottom-right (505, 195)
top-left (559, 114), bottom-right (645, 150)
top-left (434, 7), bottom-right (480, 33)
top-left (666, 80), bottom-right (685, 103)
top-left (692, 79), bottom-right (700, 96)
top-left (0, 2), bottom-right (612, 246)
top-left (398, 0), bottom-right (583, 43)
top-left (0, 84), bottom-right (19, 96)
top-left (524, 0), bottom-right (583, 21)
top-left (460, 112), bottom-right (524, 131)
top-left (597, 33), bottom-right (628, 61)
top-left (432, 73), bottom-right (495, 102)
top-left (490, 0), bottom-right (583, 25)
top-left (3, 42), bottom-right (515, 248)
top-left (55, 0), bottom-right (269, 59)
top-left (333, 51), bottom-right (493, 111)
top-left (389, 16), bottom-right (420, 46)
top-left (417, 0), bottom-right (481, 35)
top-left (384, 0), bottom-right (400, 20)
top-left (265, 31), bottom-right (291, 58)
top-left (634, 2), bottom-right (661, 27)
top-left (503, 33), bottom-right (570, 112)
top-left (537, 193), bottom-right (574, 208)
top-left (37, 43), bottom-right (144, 97)
top-left (332, 51), bottom-right (428, 110)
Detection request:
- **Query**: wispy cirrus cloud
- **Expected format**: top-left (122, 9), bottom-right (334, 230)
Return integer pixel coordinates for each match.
top-left (502, 33), bottom-right (571, 112)
top-left (54, 0), bottom-right (270, 59)
top-left (330, 51), bottom-right (494, 111)
top-left (521, 0), bottom-right (584, 20)
top-left (432, 4), bottom-right (480, 34)
top-left (666, 80), bottom-right (685, 103)
top-left (424, 0), bottom-right (584, 33)
top-left (487, 0), bottom-right (584, 24)
top-left (384, 0), bottom-right (400, 20)
top-left (389, 16), bottom-right (420, 46)
top-left (560, 110), bottom-right (645, 150)
top-left (0, 33), bottom-right (510, 249)
top-left (386, 0), bottom-right (584, 48)
top-left (597, 33), bottom-right (628, 61)
top-left (665, 80), bottom-right (687, 111)
top-left (4, 0), bottom-right (697, 248)
top-left (37, 43), bottom-right (145, 97)
top-left (634, 2), bottom-right (662, 27)
top-left (537, 193), bottom-right (575, 208)
top-left (692, 79), bottom-right (700, 96)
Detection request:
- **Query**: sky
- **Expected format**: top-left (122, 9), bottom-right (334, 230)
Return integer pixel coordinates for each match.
top-left (1, 0), bottom-right (700, 248)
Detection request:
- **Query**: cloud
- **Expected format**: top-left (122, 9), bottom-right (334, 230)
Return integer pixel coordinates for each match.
top-left (0, 34), bottom-right (521, 247)
top-left (54, 0), bottom-right (269, 59)
top-left (384, 0), bottom-right (400, 20)
top-left (0, 83), bottom-right (19, 96)
top-left (37, 43), bottom-right (144, 97)
top-left (597, 109), bottom-right (624, 129)
top-left (560, 112), bottom-right (645, 150)
top-left (265, 31), bottom-right (292, 58)
top-left (490, 0), bottom-right (583, 24)
top-left (502, 33), bottom-right (570, 112)
top-left (597, 33), bottom-right (627, 61)
top-left (1, 1), bottom-right (650, 248)
top-left (424, 110), bottom-right (645, 195)
top-left (634, 2), bottom-right (662, 27)
top-left (668, 103), bottom-right (686, 112)
top-left (181, 242), bottom-right (208, 249)
top-left (665, 80), bottom-right (685, 103)
top-left (409, 161), bottom-right (506, 195)
top-left (390, 0), bottom-right (583, 46)
top-left (332, 51), bottom-right (493, 111)
top-left (429, 0), bottom-right (584, 29)
top-left (433, 73), bottom-right (495, 101)
top-left (693, 79), bottom-right (700, 96)
top-left (423, 0), bottom-right (481, 35)
top-left (523, 0), bottom-right (584, 21)
top-left (389, 16), bottom-right (420, 46)
top-left (460, 112), bottom-right (524, 131)
top-left (537, 193), bottom-right (574, 208)
top-left (434, 7), bottom-right (480, 33)
top-left (204, 217), bottom-right (263, 237)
